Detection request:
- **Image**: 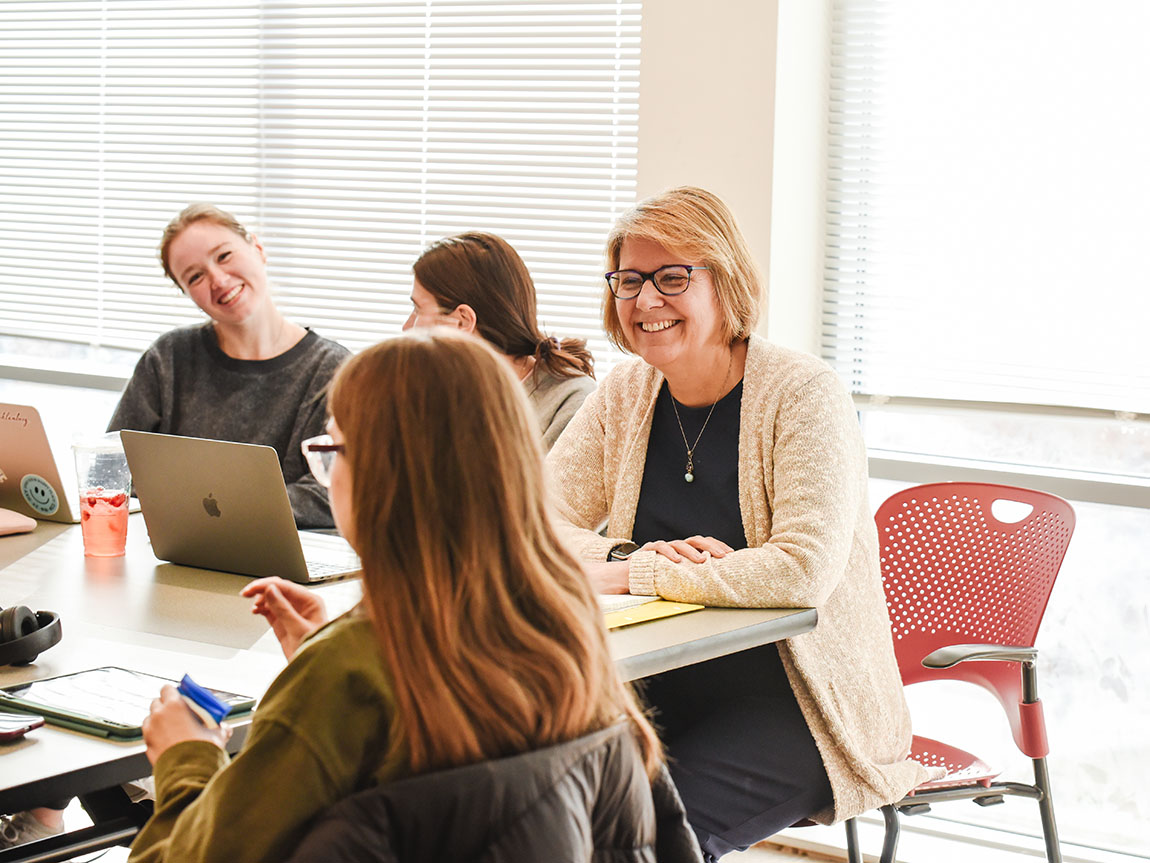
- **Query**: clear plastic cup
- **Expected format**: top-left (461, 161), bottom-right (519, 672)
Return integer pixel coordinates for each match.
top-left (73, 433), bottom-right (131, 557)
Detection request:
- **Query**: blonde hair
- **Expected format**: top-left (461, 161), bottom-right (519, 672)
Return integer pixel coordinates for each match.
top-left (328, 329), bottom-right (659, 776)
top-left (603, 186), bottom-right (765, 352)
top-left (158, 203), bottom-right (253, 290)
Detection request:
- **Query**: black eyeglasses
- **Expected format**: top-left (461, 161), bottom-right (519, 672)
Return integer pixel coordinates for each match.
top-left (301, 434), bottom-right (345, 488)
top-left (604, 265), bottom-right (708, 299)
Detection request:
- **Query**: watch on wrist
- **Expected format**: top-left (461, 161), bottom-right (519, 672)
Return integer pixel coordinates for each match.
top-left (607, 541), bottom-right (640, 562)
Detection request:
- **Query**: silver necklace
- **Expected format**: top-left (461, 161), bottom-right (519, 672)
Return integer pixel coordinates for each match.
top-left (668, 351), bottom-right (733, 484)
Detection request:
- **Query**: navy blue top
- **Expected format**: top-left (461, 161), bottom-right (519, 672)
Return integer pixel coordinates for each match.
top-left (632, 380), bottom-right (746, 549)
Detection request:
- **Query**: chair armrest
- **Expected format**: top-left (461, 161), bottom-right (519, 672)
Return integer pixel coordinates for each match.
top-left (922, 644), bottom-right (1038, 668)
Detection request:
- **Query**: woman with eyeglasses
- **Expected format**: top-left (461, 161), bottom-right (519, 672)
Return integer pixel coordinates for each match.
top-left (126, 329), bottom-right (692, 863)
top-left (547, 187), bottom-right (930, 859)
top-left (403, 232), bottom-right (595, 449)
top-left (108, 203), bottom-right (349, 529)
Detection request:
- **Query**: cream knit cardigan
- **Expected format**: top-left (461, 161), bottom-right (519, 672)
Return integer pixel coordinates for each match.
top-left (547, 335), bottom-right (932, 824)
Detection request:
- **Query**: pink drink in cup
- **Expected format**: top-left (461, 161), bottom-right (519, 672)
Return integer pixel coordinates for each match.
top-left (79, 487), bottom-right (129, 557)
top-left (73, 433), bottom-right (132, 558)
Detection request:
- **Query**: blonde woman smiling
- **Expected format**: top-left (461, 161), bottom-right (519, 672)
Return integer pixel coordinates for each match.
top-left (548, 187), bottom-right (929, 859)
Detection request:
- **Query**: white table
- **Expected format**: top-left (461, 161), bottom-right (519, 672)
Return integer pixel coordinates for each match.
top-left (1, 516), bottom-right (815, 821)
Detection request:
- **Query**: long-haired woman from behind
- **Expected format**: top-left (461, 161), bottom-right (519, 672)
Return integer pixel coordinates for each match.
top-left (128, 329), bottom-right (692, 863)
top-left (405, 232), bottom-right (596, 448)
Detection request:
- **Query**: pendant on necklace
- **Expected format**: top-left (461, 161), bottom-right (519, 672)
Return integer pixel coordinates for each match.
top-left (684, 472), bottom-right (694, 483)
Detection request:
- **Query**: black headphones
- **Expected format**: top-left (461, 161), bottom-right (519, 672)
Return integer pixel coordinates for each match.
top-left (0, 606), bottom-right (62, 666)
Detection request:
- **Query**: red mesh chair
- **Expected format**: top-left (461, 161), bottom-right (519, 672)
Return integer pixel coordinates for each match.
top-left (865, 482), bottom-right (1075, 863)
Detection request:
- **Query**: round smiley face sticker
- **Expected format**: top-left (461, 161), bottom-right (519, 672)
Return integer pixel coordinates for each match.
top-left (21, 473), bottom-right (60, 516)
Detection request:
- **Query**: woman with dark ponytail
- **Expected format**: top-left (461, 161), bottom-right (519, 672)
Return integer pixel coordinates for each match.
top-left (405, 232), bottom-right (596, 448)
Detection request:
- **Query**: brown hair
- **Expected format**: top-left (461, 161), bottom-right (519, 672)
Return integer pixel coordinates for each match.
top-left (414, 232), bottom-right (594, 380)
top-left (603, 186), bottom-right (765, 352)
top-left (158, 203), bottom-right (254, 290)
top-left (328, 328), bottom-right (657, 775)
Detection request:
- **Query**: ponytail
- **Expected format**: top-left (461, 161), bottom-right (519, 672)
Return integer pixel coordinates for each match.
top-left (533, 335), bottom-right (595, 380)
top-left (414, 232), bottom-right (596, 382)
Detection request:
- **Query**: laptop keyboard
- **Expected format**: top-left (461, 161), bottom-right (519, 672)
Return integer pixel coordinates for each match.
top-left (305, 560), bottom-right (356, 581)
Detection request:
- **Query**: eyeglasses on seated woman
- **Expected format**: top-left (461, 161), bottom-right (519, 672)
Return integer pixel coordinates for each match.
top-left (126, 328), bottom-right (699, 863)
top-left (547, 186), bottom-right (933, 859)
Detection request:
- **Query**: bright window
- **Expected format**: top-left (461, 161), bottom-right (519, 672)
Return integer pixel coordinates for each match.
top-left (824, 0), bottom-right (1150, 417)
top-left (828, 2), bottom-right (1149, 856)
top-left (0, 0), bottom-right (639, 366)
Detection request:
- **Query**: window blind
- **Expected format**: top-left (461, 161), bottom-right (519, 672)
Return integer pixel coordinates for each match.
top-left (823, 0), bottom-right (1150, 415)
top-left (0, 0), bottom-right (639, 366)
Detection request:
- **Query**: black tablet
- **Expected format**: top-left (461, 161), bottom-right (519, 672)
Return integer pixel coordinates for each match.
top-left (0, 666), bottom-right (255, 739)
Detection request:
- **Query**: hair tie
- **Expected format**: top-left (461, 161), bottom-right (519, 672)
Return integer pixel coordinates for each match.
top-left (538, 336), bottom-right (559, 356)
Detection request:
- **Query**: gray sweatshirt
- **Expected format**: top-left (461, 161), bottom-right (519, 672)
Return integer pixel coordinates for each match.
top-left (525, 367), bottom-right (596, 450)
top-left (108, 323), bottom-right (350, 529)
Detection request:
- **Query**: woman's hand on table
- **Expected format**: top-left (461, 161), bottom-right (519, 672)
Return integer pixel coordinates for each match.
top-left (240, 576), bottom-right (329, 660)
top-left (641, 536), bottom-right (733, 564)
top-left (143, 686), bottom-right (231, 766)
top-left (585, 536), bottom-right (734, 592)
top-left (584, 561), bottom-right (631, 594)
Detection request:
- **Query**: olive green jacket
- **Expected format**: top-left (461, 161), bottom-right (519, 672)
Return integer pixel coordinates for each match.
top-left (129, 614), bottom-right (399, 863)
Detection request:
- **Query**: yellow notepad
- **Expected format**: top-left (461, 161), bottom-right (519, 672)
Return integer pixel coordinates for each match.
top-left (604, 600), bottom-right (705, 630)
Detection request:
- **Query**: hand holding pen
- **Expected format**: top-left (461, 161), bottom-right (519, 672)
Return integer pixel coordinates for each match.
top-left (142, 676), bottom-right (233, 766)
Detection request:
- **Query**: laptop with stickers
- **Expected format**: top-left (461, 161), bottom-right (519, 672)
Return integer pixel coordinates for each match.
top-left (120, 430), bottom-right (360, 583)
top-left (0, 403), bottom-right (144, 524)
top-left (0, 403), bottom-right (80, 523)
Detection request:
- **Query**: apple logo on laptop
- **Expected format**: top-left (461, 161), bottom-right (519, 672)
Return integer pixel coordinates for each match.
top-left (202, 493), bottom-right (222, 518)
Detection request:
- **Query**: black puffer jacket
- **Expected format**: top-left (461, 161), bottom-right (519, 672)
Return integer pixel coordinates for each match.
top-left (284, 723), bottom-right (701, 863)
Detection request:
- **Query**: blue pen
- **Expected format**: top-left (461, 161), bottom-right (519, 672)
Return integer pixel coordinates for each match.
top-left (178, 674), bottom-right (231, 727)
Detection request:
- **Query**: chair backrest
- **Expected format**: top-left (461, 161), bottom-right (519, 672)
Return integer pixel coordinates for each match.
top-left (285, 722), bottom-right (701, 863)
top-left (874, 482), bottom-right (1074, 753)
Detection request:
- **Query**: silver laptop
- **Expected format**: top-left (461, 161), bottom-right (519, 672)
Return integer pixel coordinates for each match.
top-left (120, 430), bottom-right (360, 583)
top-left (0, 403), bottom-right (83, 523)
